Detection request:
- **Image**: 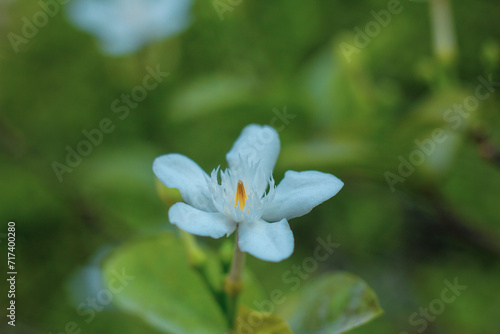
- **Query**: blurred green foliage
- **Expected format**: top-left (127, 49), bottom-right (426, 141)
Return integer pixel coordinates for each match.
top-left (1, 0), bottom-right (500, 333)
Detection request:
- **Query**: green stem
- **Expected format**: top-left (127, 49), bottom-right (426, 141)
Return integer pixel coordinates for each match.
top-left (429, 0), bottom-right (458, 88)
top-left (180, 230), bottom-right (229, 314)
top-left (224, 232), bottom-right (246, 329)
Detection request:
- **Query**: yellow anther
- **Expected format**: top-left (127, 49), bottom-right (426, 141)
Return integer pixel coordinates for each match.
top-left (234, 180), bottom-right (248, 210)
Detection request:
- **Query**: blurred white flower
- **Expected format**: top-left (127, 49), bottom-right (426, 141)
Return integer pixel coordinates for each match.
top-left (153, 124), bottom-right (344, 262)
top-left (66, 0), bottom-right (193, 55)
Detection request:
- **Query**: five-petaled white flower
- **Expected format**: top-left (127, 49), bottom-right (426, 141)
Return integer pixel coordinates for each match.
top-left (66, 0), bottom-right (192, 55)
top-left (153, 124), bottom-right (343, 262)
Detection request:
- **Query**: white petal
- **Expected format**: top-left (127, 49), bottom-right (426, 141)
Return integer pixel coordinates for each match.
top-left (153, 154), bottom-right (216, 211)
top-left (226, 124), bottom-right (280, 183)
top-left (262, 171), bottom-right (343, 221)
top-left (169, 203), bottom-right (236, 238)
top-left (238, 219), bottom-right (294, 262)
top-left (66, 0), bottom-right (192, 55)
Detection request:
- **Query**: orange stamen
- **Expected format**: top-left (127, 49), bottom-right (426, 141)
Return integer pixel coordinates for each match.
top-left (234, 180), bottom-right (248, 210)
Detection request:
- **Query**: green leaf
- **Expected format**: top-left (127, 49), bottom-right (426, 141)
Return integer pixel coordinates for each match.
top-left (78, 144), bottom-right (165, 232)
top-left (239, 269), bottom-right (268, 309)
top-left (102, 232), bottom-right (228, 334)
top-left (235, 305), bottom-right (293, 334)
top-left (280, 138), bottom-right (370, 169)
top-left (285, 272), bottom-right (383, 334)
top-left (168, 74), bottom-right (255, 122)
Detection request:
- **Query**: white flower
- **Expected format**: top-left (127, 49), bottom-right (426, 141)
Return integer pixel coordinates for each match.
top-left (66, 0), bottom-right (192, 55)
top-left (153, 124), bottom-right (343, 262)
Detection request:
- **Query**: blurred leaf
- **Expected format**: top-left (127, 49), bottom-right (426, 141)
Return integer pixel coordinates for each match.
top-left (78, 144), bottom-right (164, 231)
top-left (299, 41), bottom-right (381, 129)
top-left (298, 47), bottom-right (336, 123)
top-left (168, 74), bottom-right (256, 122)
top-left (239, 269), bottom-right (268, 309)
top-left (235, 305), bottom-right (293, 334)
top-left (442, 143), bottom-right (500, 233)
top-left (389, 88), bottom-right (474, 181)
top-left (102, 232), bottom-right (228, 334)
top-left (44, 290), bottom-right (167, 334)
top-left (155, 178), bottom-right (183, 208)
top-left (0, 163), bottom-right (68, 225)
top-left (332, 41), bottom-right (377, 125)
top-left (413, 256), bottom-right (500, 334)
top-left (281, 138), bottom-right (371, 169)
top-left (285, 272), bottom-right (383, 334)
top-left (403, 88), bottom-right (476, 129)
top-left (327, 182), bottom-right (403, 256)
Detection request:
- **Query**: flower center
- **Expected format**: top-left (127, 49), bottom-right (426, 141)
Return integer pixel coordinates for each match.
top-left (208, 161), bottom-right (276, 223)
top-left (234, 180), bottom-right (248, 210)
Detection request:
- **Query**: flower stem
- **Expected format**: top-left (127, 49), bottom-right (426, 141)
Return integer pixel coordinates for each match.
top-left (224, 232), bottom-right (246, 329)
top-left (429, 0), bottom-right (458, 88)
top-left (181, 230), bottom-right (229, 314)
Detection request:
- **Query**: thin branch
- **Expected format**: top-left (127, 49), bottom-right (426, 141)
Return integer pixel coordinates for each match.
top-left (470, 130), bottom-right (500, 170)
top-left (422, 189), bottom-right (500, 258)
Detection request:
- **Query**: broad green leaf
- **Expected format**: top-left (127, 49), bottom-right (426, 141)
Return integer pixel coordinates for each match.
top-left (285, 272), bottom-right (383, 334)
top-left (102, 232), bottom-right (228, 334)
top-left (239, 269), bottom-right (268, 309)
top-left (235, 305), bottom-right (293, 334)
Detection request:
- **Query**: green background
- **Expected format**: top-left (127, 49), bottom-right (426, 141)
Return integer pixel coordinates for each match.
top-left (1, 0), bottom-right (500, 333)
